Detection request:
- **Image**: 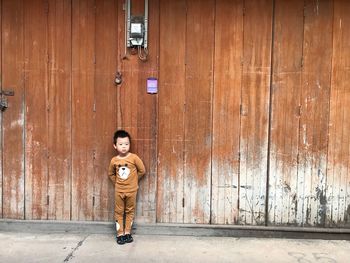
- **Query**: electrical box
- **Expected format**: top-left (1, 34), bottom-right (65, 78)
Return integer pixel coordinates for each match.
top-left (129, 16), bottom-right (145, 47)
top-left (124, 0), bottom-right (148, 61)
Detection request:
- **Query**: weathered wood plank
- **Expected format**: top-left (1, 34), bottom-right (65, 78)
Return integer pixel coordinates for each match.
top-left (297, 0), bottom-right (333, 226)
top-left (326, 0), bottom-right (350, 227)
top-left (268, 0), bottom-right (304, 225)
top-left (239, 0), bottom-right (273, 225)
top-left (157, 0), bottom-right (186, 223)
top-left (71, 0), bottom-right (96, 220)
top-left (134, 0), bottom-right (159, 224)
top-left (116, 0), bottom-right (158, 223)
top-left (0, 0), bottom-right (2, 218)
top-left (93, 0), bottom-right (118, 221)
top-left (183, 0), bottom-right (215, 224)
top-left (116, 0), bottom-right (142, 137)
top-left (47, 0), bottom-right (71, 220)
top-left (2, 0), bottom-right (25, 219)
top-left (211, 0), bottom-right (243, 225)
top-left (24, 0), bottom-right (49, 220)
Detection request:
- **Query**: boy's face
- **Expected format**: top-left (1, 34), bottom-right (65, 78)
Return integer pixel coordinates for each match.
top-left (114, 137), bottom-right (130, 156)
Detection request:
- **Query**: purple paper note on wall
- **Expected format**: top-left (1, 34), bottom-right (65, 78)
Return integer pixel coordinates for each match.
top-left (147, 78), bottom-right (158, 94)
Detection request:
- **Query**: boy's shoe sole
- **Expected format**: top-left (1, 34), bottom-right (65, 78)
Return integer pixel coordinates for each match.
top-left (124, 234), bottom-right (133, 243)
top-left (116, 235), bottom-right (125, 245)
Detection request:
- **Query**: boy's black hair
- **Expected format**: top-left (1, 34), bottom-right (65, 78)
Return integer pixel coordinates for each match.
top-left (114, 130), bottom-right (131, 145)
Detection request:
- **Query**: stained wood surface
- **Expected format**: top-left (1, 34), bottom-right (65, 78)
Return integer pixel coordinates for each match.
top-left (268, 0), bottom-right (304, 225)
top-left (47, 0), bottom-right (71, 220)
top-left (92, 0), bottom-right (118, 221)
top-left (133, 0), bottom-right (159, 223)
top-left (1, 0), bottom-right (25, 219)
top-left (327, 0), bottom-right (350, 227)
top-left (157, 0), bottom-right (186, 223)
top-left (24, 0), bottom-right (49, 220)
top-left (211, 0), bottom-right (243, 225)
top-left (183, 0), bottom-right (215, 224)
top-left (71, 0), bottom-right (96, 220)
top-left (297, 0), bottom-right (333, 226)
top-left (239, 0), bottom-right (273, 225)
top-left (117, 0), bottom-right (158, 223)
top-left (0, 0), bottom-right (2, 218)
top-left (1, 0), bottom-right (350, 228)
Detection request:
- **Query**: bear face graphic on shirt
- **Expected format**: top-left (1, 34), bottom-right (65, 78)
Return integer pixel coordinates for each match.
top-left (118, 164), bottom-right (130, 180)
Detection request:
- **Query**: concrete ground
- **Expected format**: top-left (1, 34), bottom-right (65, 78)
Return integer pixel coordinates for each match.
top-left (1, 231), bottom-right (350, 263)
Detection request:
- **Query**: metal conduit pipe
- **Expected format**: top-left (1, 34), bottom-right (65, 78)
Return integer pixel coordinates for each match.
top-left (126, 0), bottom-right (131, 48)
top-left (144, 0), bottom-right (148, 49)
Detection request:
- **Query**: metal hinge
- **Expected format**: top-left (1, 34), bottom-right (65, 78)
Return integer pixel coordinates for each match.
top-left (182, 198), bottom-right (185, 207)
top-left (47, 195), bottom-right (50, 205)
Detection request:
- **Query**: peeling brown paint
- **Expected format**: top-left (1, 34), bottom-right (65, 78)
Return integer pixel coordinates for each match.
top-left (1, 0), bottom-right (350, 229)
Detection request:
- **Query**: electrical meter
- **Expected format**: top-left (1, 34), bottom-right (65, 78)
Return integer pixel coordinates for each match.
top-left (129, 16), bottom-right (145, 47)
top-left (124, 0), bottom-right (148, 61)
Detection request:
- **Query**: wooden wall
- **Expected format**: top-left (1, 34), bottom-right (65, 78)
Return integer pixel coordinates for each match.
top-left (1, 0), bottom-right (349, 228)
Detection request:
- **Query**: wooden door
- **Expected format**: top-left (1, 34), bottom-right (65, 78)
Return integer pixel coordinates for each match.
top-left (1, 0), bottom-right (350, 228)
top-left (0, 0), bottom-right (118, 221)
top-left (269, 0), bottom-right (335, 227)
top-left (158, 0), bottom-right (215, 224)
top-left (0, 0), bottom-right (157, 223)
top-left (157, 0), bottom-right (273, 225)
top-left (1, 0), bottom-right (25, 220)
top-left (71, 0), bottom-right (118, 221)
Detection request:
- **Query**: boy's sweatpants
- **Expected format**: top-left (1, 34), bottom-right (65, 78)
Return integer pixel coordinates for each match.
top-left (114, 191), bottom-right (137, 236)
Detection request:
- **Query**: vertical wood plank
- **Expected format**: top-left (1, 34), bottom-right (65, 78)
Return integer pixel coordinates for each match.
top-left (24, 0), bottom-right (49, 220)
top-left (93, 0), bottom-right (118, 221)
top-left (71, 0), bottom-right (95, 220)
top-left (116, 0), bottom-right (144, 138)
top-left (0, 0), bottom-right (2, 218)
top-left (157, 0), bottom-right (186, 223)
top-left (2, 0), bottom-right (25, 219)
top-left (134, 0), bottom-right (159, 223)
top-left (47, 0), bottom-right (71, 220)
top-left (211, 0), bottom-right (243, 225)
top-left (239, 0), bottom-right (273, 225)
top-left (268, 0), bottom-right (304, 225)
top-left (327, 0), bottom-right (350, 227)
top-left (117, 0), bottom-right (158, 223)
top-left (297, 0), bottom-right (333, 226)
top-left (183, 0), bottom-right (215, 224)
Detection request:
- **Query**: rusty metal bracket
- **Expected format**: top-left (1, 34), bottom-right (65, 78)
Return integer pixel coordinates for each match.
top-left (0, 90), bottom-right (14, 96)
top-left (0, 89), bottom-right (15, 111)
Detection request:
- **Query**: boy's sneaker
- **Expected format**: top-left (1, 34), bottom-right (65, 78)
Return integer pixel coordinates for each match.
top-left (116, 235), bottom-right (125, 245)
top-left (124, 234), bottom-right (133, 243)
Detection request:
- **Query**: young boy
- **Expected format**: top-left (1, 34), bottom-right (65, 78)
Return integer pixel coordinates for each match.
top-left (108, 130), bottom-right (146, 245)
